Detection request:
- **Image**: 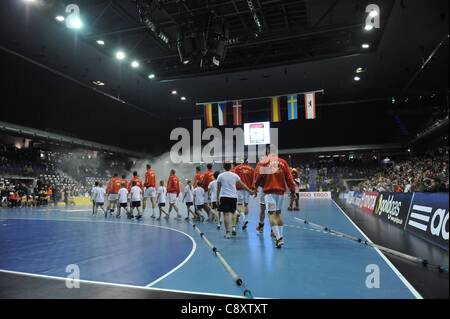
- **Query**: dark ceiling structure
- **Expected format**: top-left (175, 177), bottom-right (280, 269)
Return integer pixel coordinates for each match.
top-left (0, 0), bottom-right (448, 153)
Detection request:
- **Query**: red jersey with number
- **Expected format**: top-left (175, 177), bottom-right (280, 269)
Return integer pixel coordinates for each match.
top-left (144, 169), bottom-right (156, 188)
top-left (193, 172), bottom-right (204, 188)
top-left (233, 164), bottom-right (255, 190)
top-left (201, 169), bottom-right (214, 191)
top-left (254, 155), bottom-right (295, 195)
top-left (108, 177), bottom-right (122, 194)
top-left (167, 175), bottom-right (180, 194)
top-left (129, 176), bottom-right (143, 191)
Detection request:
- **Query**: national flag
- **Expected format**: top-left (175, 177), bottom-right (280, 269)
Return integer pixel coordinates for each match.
top-left (305, 92), bottom-right (317, 119)
top-left (287, 95), bottom-right (298, 120)
top-left (204, 103), bottom-right (213, 127)
top-left (217, 103), bottom-right (227, 126)
top-left (271, 97), bottom-right (281, 122)
top-left (233, 101), bottom-right (243, 126)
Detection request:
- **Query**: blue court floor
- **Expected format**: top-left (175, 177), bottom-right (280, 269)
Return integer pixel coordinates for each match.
top-left (0, 198), bottom-right (421, 299)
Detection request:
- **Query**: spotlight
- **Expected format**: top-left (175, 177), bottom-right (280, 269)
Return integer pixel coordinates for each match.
top-left (93, 80), bottom-right (105, 86)
top-left (356, 67), bottom-right (366, 73)
top-left (96, 40), bottom-right (105, 46)
top-left (171, 90), bottom-right (178, 95)
top-left (364, 24), bottom-right (374, 31)
top-left (181, 96), bottom-right (187, 101)
top-left (354, 76), bottom-right (361, 81)
top-left (55, 16), bottom-right (65, 22)
top-left (362, 43), bottom-right (370, 49)
top-left (391, 97), bottom-right (396, 104)
top-left (131, 61), bottom-right (140, 68)
top-left (369, 10), bottom-right (379, 18)
top-left (148, 74), bottom-right (156, 79)
top-left (115, 51), bottom-right (126, 60)
top-left (66, 17), bottom-right (82, 29)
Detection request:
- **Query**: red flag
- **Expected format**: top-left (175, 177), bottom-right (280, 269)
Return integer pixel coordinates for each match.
top-left (233, 101), bottom-right (242, 126)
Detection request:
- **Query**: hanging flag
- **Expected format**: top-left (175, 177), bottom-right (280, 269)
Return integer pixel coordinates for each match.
top-left (233, 101), bottom-right (242, 126)
top-left (287, 95), bottom-right (298, 120)
top-left (305, 92), bottom-right (317, 119)
top-left (217, 103), bottom-right (227, 126)
top-left (271, 97), bottom-right (281, 122)
top-left (204, 103), bottom-right (213, 127)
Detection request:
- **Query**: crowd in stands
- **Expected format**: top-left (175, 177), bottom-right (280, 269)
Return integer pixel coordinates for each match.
top-left (355, 147), bottom-right (449, 193)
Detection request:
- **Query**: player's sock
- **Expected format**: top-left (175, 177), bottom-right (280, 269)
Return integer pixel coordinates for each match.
top-left (272, 226), bottom-right (281, 240)
top-left (279, 225), bottom-right (284, 237)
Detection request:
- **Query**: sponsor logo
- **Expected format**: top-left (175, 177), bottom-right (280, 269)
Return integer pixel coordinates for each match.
top-left (360, 192), bottom-right (378, 213)
top-left (408, 205), bottom-right (449, 241)
top-left (374, 194), bottom-right (404, 225)
top-left (299, 192), bottom-right (331, 199)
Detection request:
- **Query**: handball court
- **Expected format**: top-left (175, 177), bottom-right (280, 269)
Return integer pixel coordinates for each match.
top-left (0, 198), bottom-right (421, 299)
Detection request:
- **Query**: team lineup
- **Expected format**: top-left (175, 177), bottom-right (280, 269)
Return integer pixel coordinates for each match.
top-left (91, 152), bottom-right (301, 248)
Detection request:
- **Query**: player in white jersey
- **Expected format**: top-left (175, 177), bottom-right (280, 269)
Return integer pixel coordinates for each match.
top-left (193, 185), bottom-right (211, 222)
top-left (92, 182), bottom-right (107, 216)
top-left (129, 180), bottom-right (143, 220)
top-left (208, 171), bottom-right (220, 229)
top-left (182, 180), bottom-right (196, 221)
top-left (156, 180), bottom-right (169, 220)
top-left (117, 182), bottom-right (130, 218)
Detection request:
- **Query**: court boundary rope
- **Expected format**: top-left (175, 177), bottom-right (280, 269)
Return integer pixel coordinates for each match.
top-left (291, 214), bottom-right (448, 273)
top-left (188, 219), bottom-right (254, 299)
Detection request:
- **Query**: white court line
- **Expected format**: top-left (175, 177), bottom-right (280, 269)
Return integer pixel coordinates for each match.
top-left (1, 216), bottom-right (197, 292)
top-left (331, 200), bottom-right (423, 299)
top-left (0, 269), bottom-right (244, 299)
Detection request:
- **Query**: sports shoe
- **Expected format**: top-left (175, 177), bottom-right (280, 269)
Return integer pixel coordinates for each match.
top-left (242, 221), bottom-right (248, 230)
top-left (136, 215), bottom-right (142, 220)
top-left (185, 217), bottom-right (190, 221)
top-left (217, 225), bottom-right (221, 230)
top-left (275, 237), bottom-right (284, 248)
top-left (232, 230), bottom-right (237, 236)
top-left (270, 229), bottom-right (275, 238)
top-left (156, 217), bottom-right (161, 221)
top-left (224, 232), bottom-right (231, 239)
top-left (256, 223), bottom-right (264, 233)
top-left (150, 215), bottom-right (156, 219)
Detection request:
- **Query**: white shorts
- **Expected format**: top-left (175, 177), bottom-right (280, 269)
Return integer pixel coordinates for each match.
top-left (108, 194), bottom-right (118, 201)
top-left (144, 187), bottom-right (156, 198)
top-left (237, 190), bottom-right (250, 205)
top-left (168, 193), bottom-right (178, 204)
top-left (265, 194), bottom-right (284, 212)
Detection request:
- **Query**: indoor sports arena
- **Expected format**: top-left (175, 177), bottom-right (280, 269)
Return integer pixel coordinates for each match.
top-left (0, 0), bottom-right (448, 302)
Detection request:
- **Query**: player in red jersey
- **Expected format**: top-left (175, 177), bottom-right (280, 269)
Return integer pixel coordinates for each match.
top-left (254, 147), bottom-right (296, 248)
top-left (106, 173), bottom-right (121, 216)
top-left (167, 169), bottom-right (182, 219)
top-left (143, 164), bottom-right (157, 218)
top-left (233, 158), bottom-right (255, 230)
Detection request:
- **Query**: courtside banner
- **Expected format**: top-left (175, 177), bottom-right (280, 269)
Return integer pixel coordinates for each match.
top-left (373, 192), bottom-right (413, 228)
top-left (351, 192), bottom-right (363, 208)
top-left (346, 191), bottom-right (355, 204)
top-left (360, 192), bottom-right (379, 214)
top-left (405, 193), bottom-right (449, 251)
top-left (298, 192), bottom-right (331, 199)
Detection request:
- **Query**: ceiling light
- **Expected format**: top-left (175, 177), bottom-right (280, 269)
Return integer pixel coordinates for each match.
top-left (181, 96), bottom-right (187, 101)
top-left (364, 24), bottom-right (374, 31)
top-left (369, 10), bottom-right (379, 18)
top-left (356, 67), bottom-right (366, 73)
top-left (92, 81), bottom-right (105, 86)
top-left (96, 40), bottom-right (105, 46)
top-left (66, 17), bottom-right (82, 30)
top-left (131, 61), bottom-right (140, 68)
top-left (55, 16), bottom-right (65, 22)
top-left (171, 90), bottom-right (178, 95)
top-left (361, 43), bottom-right (370, 49)
top-left (148, 74), bottom-right (156, 79)
top-left (115, 51), bottom-right (126, 60)
top-left (354, 76), bottom-right (361, 81)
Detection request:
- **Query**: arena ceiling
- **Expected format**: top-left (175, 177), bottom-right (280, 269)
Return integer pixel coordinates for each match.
top-left (0, 0), bottom-right (448, 152)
